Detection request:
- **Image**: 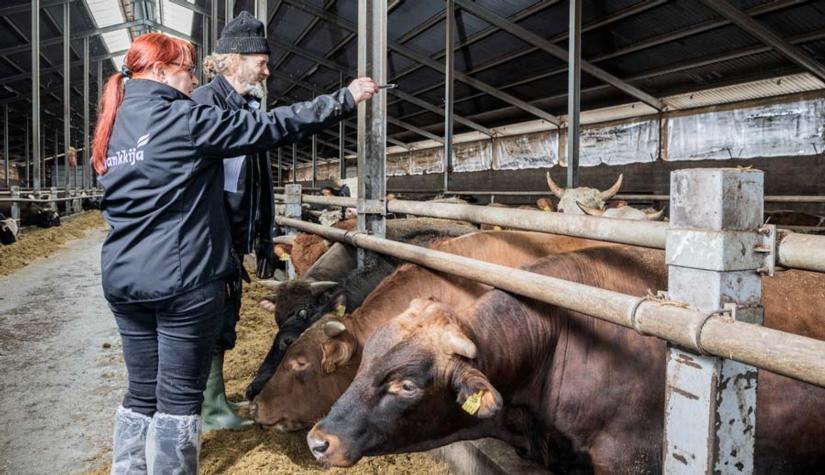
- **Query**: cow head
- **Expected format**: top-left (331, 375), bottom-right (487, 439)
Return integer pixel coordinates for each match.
top-left (249, 314), bottom-right (360, 431)
top-left (576, 202), bottom-right (666, 221)
top-left (257, 279), bottom-right (338, 327)
top-left (0, 214), bottom-right (18, 245)
top-left (306, 299), bottom-right (501, 467)
top-left (245, 291), bottom-right (347, 401)
top-left (546, 173), bottom-right (623, 214)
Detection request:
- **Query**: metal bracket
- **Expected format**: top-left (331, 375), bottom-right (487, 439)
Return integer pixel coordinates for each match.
top-left (754, 224), bottom-right (776, 276)
top-left (357, 198), bottom-right (386, 216)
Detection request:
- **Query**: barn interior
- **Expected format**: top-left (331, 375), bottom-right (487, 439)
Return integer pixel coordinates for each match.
top-left (1, 0), bottom-right (824, 474)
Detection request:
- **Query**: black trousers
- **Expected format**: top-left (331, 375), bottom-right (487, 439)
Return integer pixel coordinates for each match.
top-left (109, 280), bottom-right (225, 416)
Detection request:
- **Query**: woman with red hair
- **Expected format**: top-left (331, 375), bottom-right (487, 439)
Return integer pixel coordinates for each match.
top-left (94, 33), bottom-right (376, 474)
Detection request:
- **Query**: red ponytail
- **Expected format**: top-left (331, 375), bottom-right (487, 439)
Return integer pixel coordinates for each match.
top-left (92, 33), bottom-right (196, 175)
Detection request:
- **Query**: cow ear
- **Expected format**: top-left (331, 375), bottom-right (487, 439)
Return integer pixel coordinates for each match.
top-left (454, 367), bottom-right (503, 419)
top-left (321, 324), bottom-right (356, 374)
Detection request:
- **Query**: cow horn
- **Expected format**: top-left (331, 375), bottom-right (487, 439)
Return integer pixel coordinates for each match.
top-left (545, 172), bottom-right (565, 198)
top-left (600, 174), bottom-right (623, 200)
top-left (644, 206), bottom-right (666, 221)
top-left (323, 320), bottom-right (347, 338)
top-left (576, 201), bottom-right (604, 217)
top-left (445, 331), bottom-right (477, 359)
top-left (272, 235), bottom-right (296, 245)
top-left (258, 280), bottom-right (285, 291)
top-left (310, 281), bottom-right (338, 295)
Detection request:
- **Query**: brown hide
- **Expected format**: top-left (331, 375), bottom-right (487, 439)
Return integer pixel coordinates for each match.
top-left (310, 246), bottom-right (825, 473)
top-left (249, 231), bottom-right (605, 429)
top-left (289, 219), bottom-right (357, 277)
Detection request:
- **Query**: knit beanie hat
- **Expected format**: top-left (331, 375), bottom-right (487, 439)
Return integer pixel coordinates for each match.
top-left (216, 11), bottom-right (271, 55)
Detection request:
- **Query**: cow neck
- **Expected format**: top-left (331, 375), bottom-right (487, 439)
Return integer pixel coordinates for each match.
top-left (458, 290), bottom-right (560, 391)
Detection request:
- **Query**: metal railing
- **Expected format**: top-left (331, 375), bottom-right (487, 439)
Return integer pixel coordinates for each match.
top-left (275, 193), bottom-right (825, 274)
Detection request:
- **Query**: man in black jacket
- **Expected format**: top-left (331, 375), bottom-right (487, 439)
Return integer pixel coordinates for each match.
top-left (191, 11), bottom-right (369, 431)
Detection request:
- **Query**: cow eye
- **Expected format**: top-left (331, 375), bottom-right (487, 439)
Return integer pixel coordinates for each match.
top-left (298, 309), bottom-right (308, 319)
top-left (397, 380), bottom-right (419, 398)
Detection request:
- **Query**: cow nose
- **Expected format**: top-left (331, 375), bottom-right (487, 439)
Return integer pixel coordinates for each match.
top-left (307, 434), bottom-right (330, 455)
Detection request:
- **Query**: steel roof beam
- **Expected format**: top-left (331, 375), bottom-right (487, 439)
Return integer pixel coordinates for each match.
top-left (0, 50), bottom-right (128, 85)
top-left (269, 68), bottom-right (443, 144)
top-left (280, 0), bottom-right (561, 126)
top-left (699, 0), bottom-right (825, 82)
top-left (267, 36), bottom-right (494, 137)
top-left (454, 0), bottom-right (666, 110)
top-left (0, 0), bottom-right (78, 17)
top-left (392, 0), bottom-right (803, 124)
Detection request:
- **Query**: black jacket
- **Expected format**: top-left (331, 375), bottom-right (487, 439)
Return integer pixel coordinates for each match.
top-left (191, 75), bottom-right (270, 255)
top-left (98, 79), bottom-right (355, 303)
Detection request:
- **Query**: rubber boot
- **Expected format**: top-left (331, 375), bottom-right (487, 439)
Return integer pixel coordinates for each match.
top-left (111, 406), bottom-right (151, 475)
top-left (201, 352), bottom-right (252, 432)
top-left (146, 412), bottom-right (200, 475)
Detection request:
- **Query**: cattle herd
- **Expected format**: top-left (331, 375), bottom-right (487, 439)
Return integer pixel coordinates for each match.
top-left (0, 193), bottom-right (103, 246)
top-left (235, 178), bottom-right (825, 474)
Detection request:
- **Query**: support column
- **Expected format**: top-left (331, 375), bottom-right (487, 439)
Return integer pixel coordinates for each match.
top-left (311, 135), bottom-right (317, 189)
top-left (3, 106), bottom-right (8, 189)
top-left (356, 0), bottom-right (387, 268)
top-left (32, 0), bottom-right (41, 192)
top-left (211, 0), bottom-right (219, 51)
top-left (63, 1), bottom-right (70, 190)
top-left (277, 147), bottom-right (282, 186)
top-left (291, 143), bottom-right (297, 183)
top-left (53, 128), bottom-right (58, 187)
top-left (664, 169), bottom-right (765, 473)
top-left (225, 0), bottom-right (233, 25)
top-left (566, 0), bottom-right (581, 188)
top-left (443, 0), bottom-right (455, 193)
top-left (25, 116), bottom-right (30, 188)
top-left (83, 36), bottom-right (90, 190)
top-left (339, 72), bottom-right (346, 179)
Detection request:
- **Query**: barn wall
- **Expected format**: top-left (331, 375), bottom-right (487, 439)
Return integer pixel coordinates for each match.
top-left (287, 92), bottom-right (825, 213)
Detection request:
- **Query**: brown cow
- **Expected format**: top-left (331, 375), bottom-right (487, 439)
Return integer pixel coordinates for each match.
top-left (307, 246), bottom-right (825, 473)
top-left (248, 231), bottom-right (605, 431)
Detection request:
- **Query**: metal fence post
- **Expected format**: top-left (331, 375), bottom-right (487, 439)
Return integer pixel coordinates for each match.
top-left (357, 0), bottom-right (387, 269)
top-left (284, 184), bottom-right (302, 279)
top-left (664, 168), bottom-right (766, 473)
top-left (10, 186), bottom-right (20, 223)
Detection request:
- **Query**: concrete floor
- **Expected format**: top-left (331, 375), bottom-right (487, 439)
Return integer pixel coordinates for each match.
top-left (0, 228), bottom-right (125, 474)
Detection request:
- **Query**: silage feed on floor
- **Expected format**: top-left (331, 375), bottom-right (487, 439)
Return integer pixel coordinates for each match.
top-left (0, 211), bottom-right (107, 276)
top-left (85, 261), bottom-right (451, 474)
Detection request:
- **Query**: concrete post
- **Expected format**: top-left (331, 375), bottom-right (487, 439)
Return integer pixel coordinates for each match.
top-left (49, 186), bottom-right (58, 213)
top-left (284, 184), bottom-right (302, 279)
top-left (664, 168), bottom-right (765, 473)
top-left (10, 186), bottom-right (20, 223)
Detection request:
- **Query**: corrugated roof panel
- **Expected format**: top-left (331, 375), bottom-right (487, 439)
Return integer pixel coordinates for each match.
top-left (666, 73), bottom-right (825, 110)
top-left (162, 0), bottom-right (194, 39)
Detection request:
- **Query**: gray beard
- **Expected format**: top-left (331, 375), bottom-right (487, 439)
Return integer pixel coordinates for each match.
top-left (245, 82), bottom-right (265, 99)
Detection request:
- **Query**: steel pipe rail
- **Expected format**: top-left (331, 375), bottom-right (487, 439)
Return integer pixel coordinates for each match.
top-left (0, 195), bottom-right (102, 203)
top-left (277, 216), bottom-right (825, 389)
top-left (385, 190), bottom-right (825, 203)
top-left (777, 232), bottom-right (825, 273)
top-left (276, 193), bottom-right (825, 274)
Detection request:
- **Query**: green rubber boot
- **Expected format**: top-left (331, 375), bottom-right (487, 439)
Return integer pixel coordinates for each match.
top-left (201, 352), bottom-right (253, 433)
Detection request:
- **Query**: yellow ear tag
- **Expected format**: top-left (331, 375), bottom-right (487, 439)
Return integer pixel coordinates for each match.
top-left (493, 225), bottom-right (503, 231)
top-left (335, 303), bottom-right (346, 317)
top-left (279, 253), bottom-right (291, 262)
top-left (461, 391), bottom-right (485, 415)
top-left (542, 206), bottom-right (552, 212)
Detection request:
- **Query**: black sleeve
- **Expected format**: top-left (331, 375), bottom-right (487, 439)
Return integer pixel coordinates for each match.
top-left (188, 88), bottom-right (356, 158)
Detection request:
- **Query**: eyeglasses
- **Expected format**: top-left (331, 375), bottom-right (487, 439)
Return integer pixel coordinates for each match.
top-left (171, 62), bottom-right (197, 76)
